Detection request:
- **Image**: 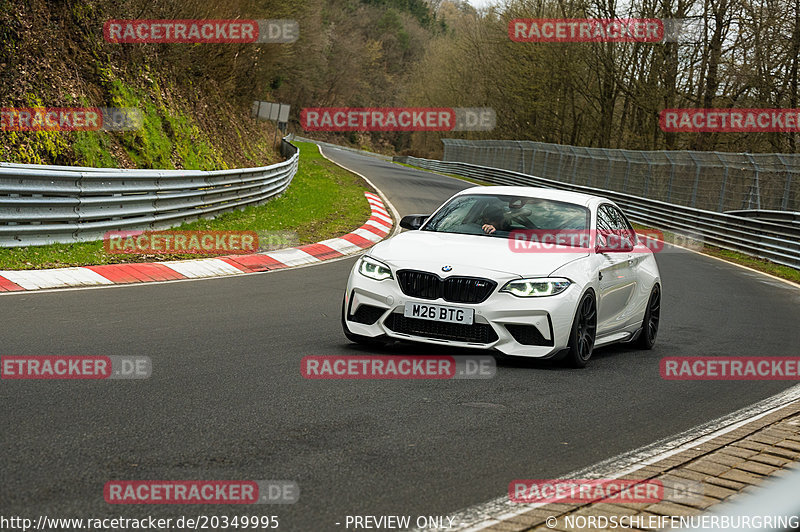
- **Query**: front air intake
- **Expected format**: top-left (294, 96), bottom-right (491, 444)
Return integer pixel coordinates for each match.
top-left (396, 270), bottom-right (496, 303)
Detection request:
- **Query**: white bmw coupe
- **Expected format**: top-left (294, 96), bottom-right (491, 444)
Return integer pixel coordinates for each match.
top-left (342, 186), bottom-right (662, 367)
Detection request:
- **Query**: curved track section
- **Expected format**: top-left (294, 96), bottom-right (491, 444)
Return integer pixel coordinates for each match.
top-left (1, 146), bottom-right (799, 531)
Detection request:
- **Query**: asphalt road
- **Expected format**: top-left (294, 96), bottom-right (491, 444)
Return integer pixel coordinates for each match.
top-left (1, 146), bottom-right (799, 531)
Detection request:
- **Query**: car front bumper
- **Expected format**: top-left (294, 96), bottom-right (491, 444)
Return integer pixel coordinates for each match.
top-left (344, 265), bottom-right (582, 358)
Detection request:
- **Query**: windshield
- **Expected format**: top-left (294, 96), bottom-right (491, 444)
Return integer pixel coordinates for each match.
top-left (421, 193), bottom-right (590, 241)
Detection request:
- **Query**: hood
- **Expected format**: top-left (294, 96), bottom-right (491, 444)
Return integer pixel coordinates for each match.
top-left (370, 230), bottom-right (589, 277)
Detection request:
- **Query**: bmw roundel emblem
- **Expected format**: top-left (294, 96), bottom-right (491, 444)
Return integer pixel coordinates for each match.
top-left (442, 265), bottom-right (452, 272)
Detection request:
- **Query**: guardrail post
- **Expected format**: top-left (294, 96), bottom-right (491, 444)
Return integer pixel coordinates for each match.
top-left (744, 153), bottom-right (762, 210)
top-left (621, 151), bottom-right (632, 192)
top-left (570, 146), bottom-right (579, 184)
top-left (716, 152), bottom-right (729, 212)
top-left (75, 172), bottom-right (87, 243)
top-left (542, 150), bottom-right (550, 179)
top-left (664, 152), bottom-right (676, 203)
top-left (603, 148), bottom-right (613, 189)
top-left (642, 152), bottom-right (652, 198)
top-left (688, 152), bottom-right (701, 208)
top-left (776, 154), bottom-right (792, 211)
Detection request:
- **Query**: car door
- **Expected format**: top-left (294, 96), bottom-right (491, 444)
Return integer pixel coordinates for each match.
top-left (595, 204), bottom-right (637, 335)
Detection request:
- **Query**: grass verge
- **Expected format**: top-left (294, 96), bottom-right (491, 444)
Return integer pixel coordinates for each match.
top-left (0, 142), bottom-right (372, 270)
top-left (700, 247), bottom-right (800, 284)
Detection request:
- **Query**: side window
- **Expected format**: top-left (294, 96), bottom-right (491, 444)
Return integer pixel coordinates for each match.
top-left (596, 206), bottom-right (615, 233)
top-left (605, 205), bottom-right (633, 232)
top-left (597, 204), bottom-right (635, 250)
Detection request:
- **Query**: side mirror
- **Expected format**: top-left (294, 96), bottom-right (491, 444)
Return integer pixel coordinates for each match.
top-left (595, 230), bottom-right (635, 253)
top-left (400, 214), bottom-right (429, 230)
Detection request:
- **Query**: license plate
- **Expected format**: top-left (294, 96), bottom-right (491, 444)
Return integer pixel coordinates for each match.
top-left (404, 302), bottom-right (474, 324)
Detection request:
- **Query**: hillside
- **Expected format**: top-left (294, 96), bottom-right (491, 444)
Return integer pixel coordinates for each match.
top-left (0, 0), bottom-right (442, 167)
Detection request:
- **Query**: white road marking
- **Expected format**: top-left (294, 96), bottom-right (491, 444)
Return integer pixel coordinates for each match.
top-left (351, 227), bottom-right (384, 242)
top-left (162, 258), bottom-right (244, 278)
top-left (318, 237), bottom-right (366, 255)
top-left (264, 247), bottom-right (319, 267)
top-left (0, 267), bottom-right (115, 290)
top-left (365, 219), bottom-right (391, 233)
top-left (372, 212), bottom-right (393, 225)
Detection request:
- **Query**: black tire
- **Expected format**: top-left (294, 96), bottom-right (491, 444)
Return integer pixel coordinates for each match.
top-left (565, 291), bottom-right (597, 368)
top-left (341, 297), bottom-right (390, 347)
top-left (636, 284), bottom-right (661, 349)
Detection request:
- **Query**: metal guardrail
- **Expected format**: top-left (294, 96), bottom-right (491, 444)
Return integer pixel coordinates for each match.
top-left (0, 139), bottom-right (299, 247)
top-left (724, 209), bottom-right (800, 225)
top-left (394, 155), bottom-right (800, 270)
top-left (440, 139), bottom-right (800, 213)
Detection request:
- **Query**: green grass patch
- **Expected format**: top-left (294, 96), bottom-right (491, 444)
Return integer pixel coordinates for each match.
top-left (107, 79), bottom-right (226, 170)
top-left (73, 130), bottom-right (117, 168)
top-left (0, 94), bottom-right (72, 164)
top-left (0, 142), bottom-right (373, 270)
top-left (0, 79), bottom-right (230, 169)
top-left (702, 247), bottom-right (800, 283)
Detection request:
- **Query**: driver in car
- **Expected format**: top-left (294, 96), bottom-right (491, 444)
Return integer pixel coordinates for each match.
top-left (481, 199), bottom-right (533, 234)
top-left (481, 205), bottom-right (509, 234)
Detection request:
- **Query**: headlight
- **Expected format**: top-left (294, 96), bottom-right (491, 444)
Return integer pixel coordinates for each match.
top-left (501, 277), bottom-right (571, 297)
top-left (358, 256), bottom-right (393, 281)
